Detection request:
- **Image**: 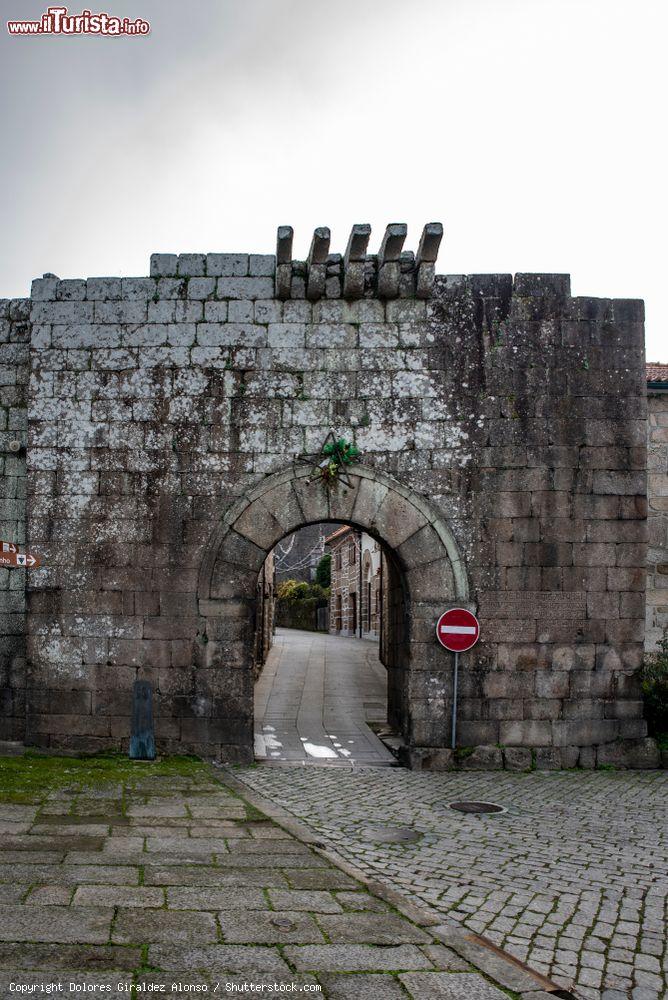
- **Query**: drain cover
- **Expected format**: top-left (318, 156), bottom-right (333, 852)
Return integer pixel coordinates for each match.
top-left (449, 801), bottom-right (506, 815)
top-left (356, 824), bottom-right (422, 843)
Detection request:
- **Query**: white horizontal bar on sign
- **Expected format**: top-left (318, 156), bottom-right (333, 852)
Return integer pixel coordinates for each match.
top-left (440, 625), bottom-right (477, 634)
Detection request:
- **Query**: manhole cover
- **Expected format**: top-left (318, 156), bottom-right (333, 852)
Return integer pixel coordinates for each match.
top-left (449, 801), bottom-right (506, 815)
top-left (356, 824), bottom-right (422, 843)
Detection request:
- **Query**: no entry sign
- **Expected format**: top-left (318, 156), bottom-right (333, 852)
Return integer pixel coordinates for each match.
top-left (437, 608), bottom-right (480, 749)
top-left (436, 608), bottom-right (480, 652)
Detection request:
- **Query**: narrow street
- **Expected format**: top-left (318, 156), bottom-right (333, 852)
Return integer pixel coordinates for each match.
top-left (254, 628), bottom-right (396, 766)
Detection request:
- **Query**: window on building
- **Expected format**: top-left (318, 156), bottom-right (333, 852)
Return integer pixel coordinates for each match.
top-left (335, 548), bottom-right (342, 570)
top-left (350, 591), bottom-right (357, 633)
top-left (349, 541), bottom-right (356, 565)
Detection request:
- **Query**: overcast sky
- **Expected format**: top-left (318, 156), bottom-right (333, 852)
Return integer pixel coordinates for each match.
top-left (1, 0), bottom-right (665, 359)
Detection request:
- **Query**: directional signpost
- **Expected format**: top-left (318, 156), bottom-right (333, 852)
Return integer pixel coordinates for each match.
top-left (436, 607), bottom-right (480, 749)
top-left (0, 540), bottom-right (41, 569)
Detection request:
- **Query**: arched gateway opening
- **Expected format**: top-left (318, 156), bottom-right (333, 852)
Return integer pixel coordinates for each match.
top-left (198, 464), bottom-right (468, 763)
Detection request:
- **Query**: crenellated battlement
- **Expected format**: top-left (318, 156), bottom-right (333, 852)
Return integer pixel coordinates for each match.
top-left (143, 223), bottom-right (444, 303)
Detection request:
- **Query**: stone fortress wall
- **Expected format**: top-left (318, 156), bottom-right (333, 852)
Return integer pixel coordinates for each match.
top-left (0, 222), bottom-right (655, 766)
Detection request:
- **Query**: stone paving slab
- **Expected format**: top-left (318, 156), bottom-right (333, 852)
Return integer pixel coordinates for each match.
top-left (0, 863), bottom-right (139, 884)
top-left (400, 971), bottom-right (509, 998)
top-left (236, 763), bottom-right (668, 999)
top-left (150, 944), bottom-right (291, 973)
top-left (144, 865), bottom-right (290, 887)
top-left (0, 884), bottom-right (29, 903)
top-left (268, 888), bottom-right (344, 912)
top-left (27, 885), bottom-right (74, 905)
top-left (73, 885), bottom-right (164, 907)
top-left (166, 885), bottom-right (267, 909)
top-left (284, 943), bottom-right (435, 971)
top-left (319, 972), bottom-right (410, 999)
top-left (318, 912), bottom-right (432, 944)
top-left (218, 909), bottom-right (326, 944)
top-left (0, 903), bottom-right (114, 943)
top-left (0, 942), bottom-right (142, 970)
top-left (112, 906), bottom-right (219, 944)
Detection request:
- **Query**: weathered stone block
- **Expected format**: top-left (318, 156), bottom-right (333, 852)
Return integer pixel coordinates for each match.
top-left (502, 747), bottom-right (532, 771)
top-left (458, 745), bottom-right (503, 769)
top-left (499, 720), bottom-right (551, 746)
top-left (596, 737), bottom-right (660, 769)
top-left (551, 719), bottom-right (618, 747)
top-left (534, 747), bottom-right (561, 770)
top-left (149, 254), bottom-right (178, 277)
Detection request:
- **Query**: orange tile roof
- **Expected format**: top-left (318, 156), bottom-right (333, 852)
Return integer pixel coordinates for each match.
top-left (323, 524), bottom-right (354, 545)
top-left (647, 363), bottom-right (668, 383)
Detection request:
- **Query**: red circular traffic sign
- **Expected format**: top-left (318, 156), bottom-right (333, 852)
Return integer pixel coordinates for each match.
top-left (436, 608), bottom-right (480, 652)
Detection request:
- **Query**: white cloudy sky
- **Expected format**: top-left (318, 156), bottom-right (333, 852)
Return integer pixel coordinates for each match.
top-left (0, 0), bottom-right (665, 358)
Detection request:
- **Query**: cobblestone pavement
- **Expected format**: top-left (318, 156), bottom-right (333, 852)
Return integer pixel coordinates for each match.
top-left (0, 757), bottom-right (530, 1000)
top-left (235, 765), bottom-right (668, 1000)
top-left (255, 628), bottom-right (394, 765)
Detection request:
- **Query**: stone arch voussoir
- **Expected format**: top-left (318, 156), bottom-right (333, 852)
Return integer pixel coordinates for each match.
top-left (198, 463), bottom-right (469, 607)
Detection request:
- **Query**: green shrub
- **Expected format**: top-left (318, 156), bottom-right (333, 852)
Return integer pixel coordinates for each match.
top-left (642, 629), bottom-right (668, 739)
top-left (276, 578), bottom-right (329, 631)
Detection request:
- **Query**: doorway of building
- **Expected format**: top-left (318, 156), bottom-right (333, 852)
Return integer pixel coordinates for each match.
top-left (253, 521), bottom-right (402, 765)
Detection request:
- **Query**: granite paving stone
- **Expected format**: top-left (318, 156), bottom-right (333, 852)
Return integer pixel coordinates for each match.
top-left (218, 908), bottom-right (326, 944)
top-left (0, 903), bottom-right (114, 943)
top-left (0, 884), bottom-right (29, 903)
top-left (267, 888), bottom-right (343, 912)
top-left (318, 911), bottom-right (432, 944)
top-left (150, 943), bottom-right (291, 973)
top-left (112, 907), bottom-right (218, 944)
top-left (0, 942), bottom-right (142, 971)
top-left (400, 971), bottom-right (510, 998)
top-left (26, 885), bottom-right (73, 905)
top-left (166, 886), bottom-right (268, 909)
top-left (335, 890), bottom-right (389, 911)
top-left (285, 943), bottom-right (435, 972)
top-left (0, 863), bottom-right (139, 884)
top-left (73, 885), bottom-right (165, 907)
top-left (144, 865), bottom-right (290, 888)
top-left (284, 869), bottom-right (359, 890)
top-left (317, 972), bottom-right (410, 999)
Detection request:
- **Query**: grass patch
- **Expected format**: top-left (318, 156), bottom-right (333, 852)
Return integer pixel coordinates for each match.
top-left (0, 752), bottom-right (206, 803)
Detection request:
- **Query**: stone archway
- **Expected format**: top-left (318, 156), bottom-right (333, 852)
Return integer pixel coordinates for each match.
top-left (197, 464), bottom-right (469, 761)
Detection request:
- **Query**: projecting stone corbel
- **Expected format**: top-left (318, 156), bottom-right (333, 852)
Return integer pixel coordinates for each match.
top-left (306, 227), bottom-right (331, 302)
top-left (275, 225), bottom-right (294, 300)
top-left (343, 224), bottom-right (371, 300)
top-left (415, 222), bottom-right (444, 298)
top-left (377, 224), bottom-right (407, 298)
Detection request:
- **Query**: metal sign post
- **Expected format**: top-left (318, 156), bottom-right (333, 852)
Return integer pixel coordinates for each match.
top-left (451, 651), bottom-right (459, 749)
top-left (436, 608), bottom-right (481, 750)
